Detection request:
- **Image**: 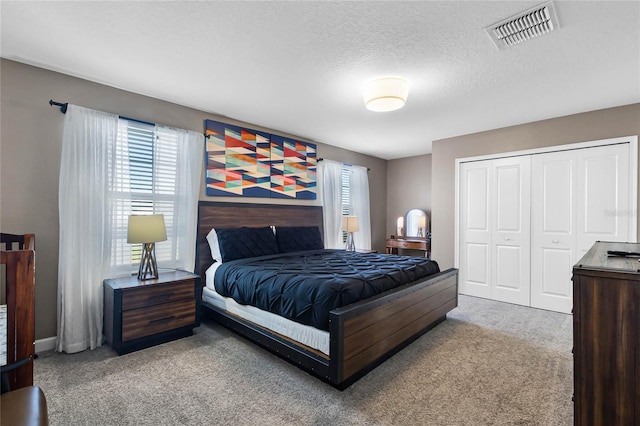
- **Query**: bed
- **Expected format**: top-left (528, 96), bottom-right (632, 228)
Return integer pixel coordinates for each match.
top-left (196, 201), bottom-right (458, 389)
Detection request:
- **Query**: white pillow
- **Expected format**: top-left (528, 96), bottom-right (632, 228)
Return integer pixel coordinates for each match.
top-left (206, 228), bottom-right (223, 264)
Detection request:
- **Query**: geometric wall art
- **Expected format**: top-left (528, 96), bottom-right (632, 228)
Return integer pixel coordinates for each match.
top-left (204, 119), bottom-right (317, 200)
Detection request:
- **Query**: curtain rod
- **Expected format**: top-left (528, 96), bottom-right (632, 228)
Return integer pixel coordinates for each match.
top-left (318, 158), bottom-right (370, 171)
top-left (48, 99), bottom-right (154, 126)
top-left (49, 99), bottom-right (68, 113)
top-left (49, 101), bottom-right (369, 171)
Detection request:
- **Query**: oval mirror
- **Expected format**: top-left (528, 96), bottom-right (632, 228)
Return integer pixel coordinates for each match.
top-left (405, 209), bottom-right (429, 239)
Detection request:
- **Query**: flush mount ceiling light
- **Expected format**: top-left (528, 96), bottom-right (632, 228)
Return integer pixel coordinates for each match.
top-left (485, 1), bottom-right (559, 50)
top-left (363, 77), bottom-right (410, 112)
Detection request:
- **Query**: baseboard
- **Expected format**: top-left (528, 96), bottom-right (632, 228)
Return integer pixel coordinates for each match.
top-left (35, 336), bottom-right (57, 353)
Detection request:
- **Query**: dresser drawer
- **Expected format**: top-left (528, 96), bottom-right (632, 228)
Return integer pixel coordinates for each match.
top-left (386, 239), bottom-right (427, 250)
top-left (122, 280), bottom-right (194, 311)
top-left (122, 299), bottom-right (196, 341)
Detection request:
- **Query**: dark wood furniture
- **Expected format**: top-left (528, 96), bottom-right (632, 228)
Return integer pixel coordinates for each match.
top-left (1, 245), bottom-right (35, 392)
top-left (572, 241), bottom-right (640, 426)
top-left (1, 233), bottom-right (35, 252)
top-left (1, 234), bottom-right (47, 425)
top-left (196, 201), bottom-right (458, 389)
top-left (104, 270), bottom-right (199, 355)
top-left (386, 237), bottom-right (430, 258)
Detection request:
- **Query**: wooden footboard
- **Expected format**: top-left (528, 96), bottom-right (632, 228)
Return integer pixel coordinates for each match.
top-left (330, 268), bottom-right (458, 387)
top-left (201, 267), bottom-right (458, 389)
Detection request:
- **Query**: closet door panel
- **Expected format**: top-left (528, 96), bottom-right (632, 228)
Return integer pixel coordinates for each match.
top-left (491, 157), bottom-right (531, 306)
top-left (539, 248), bottom-right (573, 299)
top-left (577, 144), bottom-right (632, 257)
top-left (459, 139), bottom-right (635, 315)
top-left (531, 151), bottom-right (575, 313)
top-left (459, 161), bottom-right (492, 298)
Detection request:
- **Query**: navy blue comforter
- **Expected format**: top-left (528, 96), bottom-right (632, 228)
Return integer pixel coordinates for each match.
top-left (214, 249), bottom-right (440, 331)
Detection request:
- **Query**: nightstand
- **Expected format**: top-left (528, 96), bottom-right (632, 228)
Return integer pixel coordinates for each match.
top-left (103, 270), bottom-right (199, 355)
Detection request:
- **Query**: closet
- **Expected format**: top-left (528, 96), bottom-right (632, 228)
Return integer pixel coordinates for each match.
top-left (457, 138), bottom-right (636, 313)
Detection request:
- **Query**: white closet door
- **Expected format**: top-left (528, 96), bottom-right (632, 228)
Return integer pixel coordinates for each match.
top-left (531, 143), bottom-right (632, 313)
top-left (459, 160), bottom-right (492, 298)
top-left (531, 150), bottom-right (576, 313)
top-left (576, 144), bottom-right (631, 257)
top-left (491, 156), bottom-right (531, 306)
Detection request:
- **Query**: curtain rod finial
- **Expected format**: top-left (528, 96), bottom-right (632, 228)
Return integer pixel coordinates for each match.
top-left (49, 99), bottom-right (68, 114)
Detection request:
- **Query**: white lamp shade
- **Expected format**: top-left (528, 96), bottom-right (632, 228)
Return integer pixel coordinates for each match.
top-left (363, 77), bottom-right (410, 112)
top-left (342, 215), bottom-right (360, 233)
top-left (418, 216), bottom-right (427, 228)
top-left (127, 214), bottom-right (167, 244)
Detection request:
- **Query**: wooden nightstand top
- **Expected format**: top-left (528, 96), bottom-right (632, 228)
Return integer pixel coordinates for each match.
top-left (105, 270), bottom-right (199, 290)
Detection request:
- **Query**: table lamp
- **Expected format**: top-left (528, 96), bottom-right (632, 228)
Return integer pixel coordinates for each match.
top-left (417, 216), bottom-right (427, 237)
top-left (127, 214), bottom-right (167, 280)
top-left (342, 215), bottom-right (359, 252)
top-left (396, 216), bottom-right (404, 237)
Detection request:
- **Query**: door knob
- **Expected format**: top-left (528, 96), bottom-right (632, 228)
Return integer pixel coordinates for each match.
top-left (552, 239), bottom-right (559, 244)
top-left (504, 237), bottom-right (511, 241)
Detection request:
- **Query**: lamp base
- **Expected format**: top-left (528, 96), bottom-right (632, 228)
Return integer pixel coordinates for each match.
top-left (137, 242), bottom-right (159, 280)
top-left (346, 232), bottom-right (356, 252)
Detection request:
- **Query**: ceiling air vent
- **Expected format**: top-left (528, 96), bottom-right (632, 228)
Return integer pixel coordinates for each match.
top-left (485, 1), bottom-right (559, 50)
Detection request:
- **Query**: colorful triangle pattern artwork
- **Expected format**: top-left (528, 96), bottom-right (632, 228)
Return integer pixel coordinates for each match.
top-left (205, 119), bottom-right (317, 199)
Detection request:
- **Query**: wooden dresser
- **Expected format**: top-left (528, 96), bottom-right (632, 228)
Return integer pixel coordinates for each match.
top-left (104, 270), bottom-right (199, 355)
top-left (572, 241), bottom-right (640, 426)
top-left (385, 238), bottom-right (430, 258)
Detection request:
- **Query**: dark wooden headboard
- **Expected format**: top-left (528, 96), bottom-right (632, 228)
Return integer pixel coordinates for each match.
top-left (196, 201), bottom-right (324, 280)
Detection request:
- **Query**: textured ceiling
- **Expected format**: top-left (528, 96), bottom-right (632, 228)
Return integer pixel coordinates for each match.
top-left (1, 1), bottom-right (639, 160)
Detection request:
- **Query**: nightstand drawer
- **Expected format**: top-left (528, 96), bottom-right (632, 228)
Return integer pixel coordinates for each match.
top-left (122, 280), bottom-right (194, 310)
top-left (122, 299), bottom-right (196, 341)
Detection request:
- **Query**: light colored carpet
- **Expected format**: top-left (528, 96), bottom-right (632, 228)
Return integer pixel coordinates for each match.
top-left (34, 295), bottom-right (573, 425)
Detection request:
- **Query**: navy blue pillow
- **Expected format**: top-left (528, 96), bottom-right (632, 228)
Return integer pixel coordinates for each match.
top-left (275, 226), bottom-right (324, 253)
top-left (215, 227), bottom-right (279, 262)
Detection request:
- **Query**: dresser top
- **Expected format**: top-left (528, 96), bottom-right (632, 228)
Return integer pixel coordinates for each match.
top-left (575, 241), bottom-right (640, 273)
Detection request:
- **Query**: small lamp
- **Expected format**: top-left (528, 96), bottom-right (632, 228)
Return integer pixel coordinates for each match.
top-left (417, 216), bottom-right (427, 237)
top-left (342, 215), bottom-right (359, 252)
top-left (127, 214), bottom-right (167, 280)
top-left (396, 216), bottom-right (404, 237)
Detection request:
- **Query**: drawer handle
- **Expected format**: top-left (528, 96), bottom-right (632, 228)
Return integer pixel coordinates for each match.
top-left (401, 243), bottom-right (408, 247)
top-left (149, 315), bottom-right (176, 324)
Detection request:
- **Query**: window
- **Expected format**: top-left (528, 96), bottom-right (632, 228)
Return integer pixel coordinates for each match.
top-left (341, 165), bottom-right (351, 243)
top-left (109, 119), bottom-right (181, 276)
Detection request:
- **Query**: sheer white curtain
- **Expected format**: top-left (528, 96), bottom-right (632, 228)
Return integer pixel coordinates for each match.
top-left (57, 105), bottom-right (118, 353)
top-left (56, 108), bottom-right (204, 354)
top-left (320, 159), bottom-right (343, 249)
top-left (350, 165), bottom-right (372, 250)
top-left (157, 126), bottom-right (204, 272)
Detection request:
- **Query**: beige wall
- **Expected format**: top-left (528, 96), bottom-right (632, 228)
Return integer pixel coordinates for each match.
top-left (432, 103), bottom-right (640, 270)
top-left (386, 154), bottom-right (431, 238)
top-left (0, 59), bottom-right (387, 340)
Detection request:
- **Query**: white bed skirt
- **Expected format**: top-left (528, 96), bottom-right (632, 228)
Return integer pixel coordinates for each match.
top-left (204, 265), bottom-right (330, 355)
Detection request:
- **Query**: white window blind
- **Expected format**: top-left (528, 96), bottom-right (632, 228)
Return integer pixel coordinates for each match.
top-left (341, 165), bottom-right (351, 243)
top-left (109, 119), bottom-right (181, 276)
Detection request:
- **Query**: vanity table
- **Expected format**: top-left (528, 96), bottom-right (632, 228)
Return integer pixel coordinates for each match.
top-left (389, 208), bottom-right (431, 258)
top-left (385, 238), bottom-right (430, 258)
